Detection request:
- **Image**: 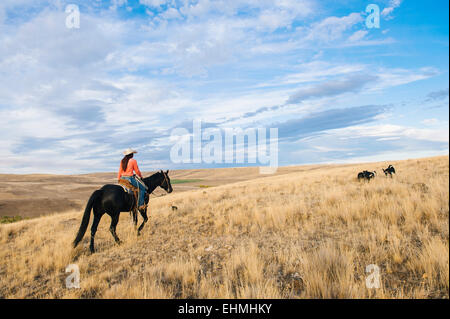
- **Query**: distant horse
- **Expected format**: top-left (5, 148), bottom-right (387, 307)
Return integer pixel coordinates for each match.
top-left (357, 170), bottom-right (376, 181)
top-left (382, 165), bottom-right (396, 177)
top-left (73, 170), bottom-right (173, 253)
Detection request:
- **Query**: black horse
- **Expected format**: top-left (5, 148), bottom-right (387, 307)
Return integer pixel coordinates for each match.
top-left (73, 170), bottom-right (173, 253)
top-left (357, 170), bottom-right (376, 181)
top-left (382, 165), bottom-right (396, 177)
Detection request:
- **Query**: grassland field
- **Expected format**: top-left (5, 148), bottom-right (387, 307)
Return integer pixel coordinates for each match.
top-left (0, 156), bottom-right (448, 298)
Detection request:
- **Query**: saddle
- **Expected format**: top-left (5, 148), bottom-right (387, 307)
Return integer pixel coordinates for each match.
top-left (118, 179), bottom-right (140, 211)
top-left (118, 177), bottom-right (149, 214)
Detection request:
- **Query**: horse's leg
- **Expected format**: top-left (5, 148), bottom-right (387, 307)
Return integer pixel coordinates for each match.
top-left (137, 209), bottom-right (148, 236)
top-left (129, 194), bottom-right (138, 227)
top-left (133, 208), bottom-right (138, 227)
top-left (109, 212), bottom-right (122, 245)
top-left (90, 210), bottom-right (103, 253)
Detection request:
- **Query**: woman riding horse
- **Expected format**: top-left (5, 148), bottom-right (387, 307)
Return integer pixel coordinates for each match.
top-left (72, 149), bottom-right (173, 253)
top-left (118, 148), bottom-right (147, 212)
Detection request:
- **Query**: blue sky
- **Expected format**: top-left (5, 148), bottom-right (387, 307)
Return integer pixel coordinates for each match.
top-left (0, 0), bottom-right (448, 174)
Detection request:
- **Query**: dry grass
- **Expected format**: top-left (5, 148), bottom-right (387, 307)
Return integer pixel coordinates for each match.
top-left (0, 156), bottom-right (448, 298)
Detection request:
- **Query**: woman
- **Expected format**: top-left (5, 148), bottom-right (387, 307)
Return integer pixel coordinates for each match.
top-left (118, 148), bottom-right (147, 211)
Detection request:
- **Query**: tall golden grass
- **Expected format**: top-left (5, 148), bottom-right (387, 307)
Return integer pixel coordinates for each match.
top-left (0, 156), bottom-right (448, 298)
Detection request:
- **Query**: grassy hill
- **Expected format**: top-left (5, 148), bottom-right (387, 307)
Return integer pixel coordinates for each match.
top-left (0, 163), bottom-right (331, 219)
top-left (0, 156), bottom-right (448, 298)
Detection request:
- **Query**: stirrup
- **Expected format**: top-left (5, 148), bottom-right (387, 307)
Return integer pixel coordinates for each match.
top-left (138, 204), bottom-right (147, 211)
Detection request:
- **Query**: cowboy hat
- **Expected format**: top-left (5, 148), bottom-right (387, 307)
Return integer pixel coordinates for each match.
top-left (123, 148), bottom-right (137, 155)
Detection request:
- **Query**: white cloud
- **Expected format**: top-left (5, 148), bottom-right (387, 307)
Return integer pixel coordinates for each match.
top-left (348, 30), bottom-right (368, 42)
top-left (331, 124), bottom-right (449, 143)
top-left (255, 61), bottom-right (367, 88)
top-left (422, 118), bottom-right (439, 126)
top-left (368, 67), bottom-right (439, 91)
top-left (255, 62), bottom-right (438, 95)
top-left (110, 0), bottom-right (129, 10)
top-left (160, 7), bottom-right (182, 19)
top-left (303, 12), bottom-right (363, 43)
top-left (381, 0), bottom-right (402, 19)
top-left (140, 0), bottom-right (169, 8)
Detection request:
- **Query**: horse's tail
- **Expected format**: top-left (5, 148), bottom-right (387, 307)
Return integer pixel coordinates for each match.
top-left (73, 189), bottom-right (102, 248)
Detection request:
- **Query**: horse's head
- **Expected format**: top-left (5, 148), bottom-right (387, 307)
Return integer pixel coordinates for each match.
top-left (159, 170), bottom-right (173, 193)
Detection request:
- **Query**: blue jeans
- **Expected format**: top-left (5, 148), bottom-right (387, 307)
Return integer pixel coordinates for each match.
top-left (121, 176), bottom-right (146, 207)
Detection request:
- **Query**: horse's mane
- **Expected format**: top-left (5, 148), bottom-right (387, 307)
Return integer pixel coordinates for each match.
top-left (142, 171), bottom-right (165, 192)
top-left (143, 171), bottom-right (162, 183)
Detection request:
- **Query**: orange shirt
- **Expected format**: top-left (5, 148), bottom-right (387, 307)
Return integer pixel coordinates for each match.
top-left (118, 158), bottom-right (142, 180)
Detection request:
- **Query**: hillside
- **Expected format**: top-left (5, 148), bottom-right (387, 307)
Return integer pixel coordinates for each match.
top-left (0, 164), bottom-right (333, 219)
top-left (0, 156), bottom-right (448, 298)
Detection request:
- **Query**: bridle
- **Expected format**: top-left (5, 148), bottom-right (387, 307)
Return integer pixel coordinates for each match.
top-left (161, 171), bottom-right (170, 189)
top-left (148, 171), bottom-right (170, 198)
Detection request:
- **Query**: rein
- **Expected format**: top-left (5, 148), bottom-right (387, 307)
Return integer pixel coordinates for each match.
top-left (161, 172), bottom-right (169, 189)
top-left (141, 172), bottom-right (170, 198)
top-left (149, 192), bottom-right (166, 198)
